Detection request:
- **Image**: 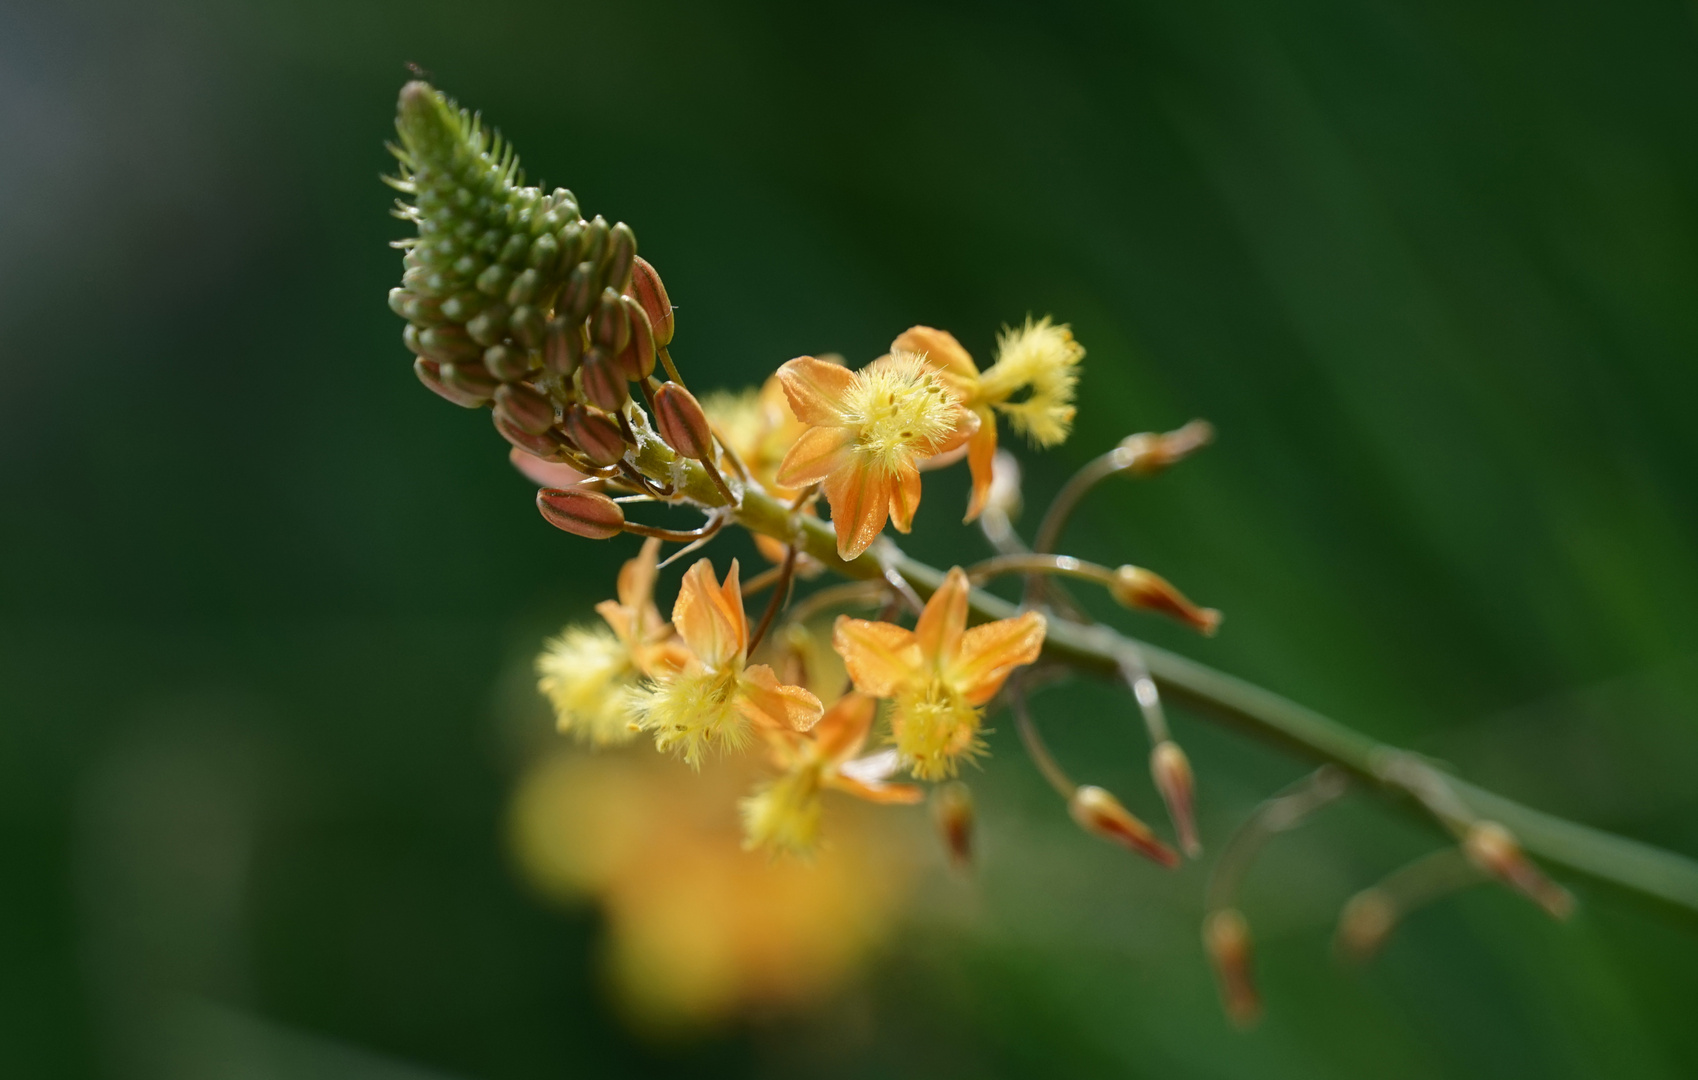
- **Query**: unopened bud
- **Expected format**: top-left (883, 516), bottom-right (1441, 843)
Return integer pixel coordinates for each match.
top-left (1335, 888), bottom-right (1397, 964)
top-left (441, 361), bottom-right (499, 399)
top-left (1109, 566), bottom-right (1221, 636)
top-left (616, 296), bottom-right (656, 380)
top-left (494, 413), bottom-right (569, 461)
top-left (590, 288), bottom-right (631, 351)
top-left (1068, 785), bottom-right (1179, 868)
top-left (579, 348), bottom-right (628, 412)
top-left (625, 256), bottom-right (674, 346)
top-left (508, 303), bottom-right (546, 350)
top-left (505, 267), bottom-right (541, 307)
top-left (604, 222), bottom-right (636, 293)
top-left (543, 318), bottom-right (584, 376)
top-left (565, 404), bottom-right (627, 467)
top-left (1463, 822), bottom-right (1574, 919)
top-left (438, 289), bottom-right (484, 323)
top-left (653, 383), bottom-right (714, 461)
top-left (1150, 741), bottom-right (1201, 858)
top-left (416, 324), bottom-right (481, 364)
top-left (1114, 419), bottom-right (1215, 476)
top-left (1203, 908), bottom-right (1261, 1028)
top-left (933, 781), bottom-right (975, 871)
top-left (536, 486), bottom-right (624, 539)
top-left (483, 343), bottom-right (532, 383)
top-left (466, 303), bottom-right (511, 348)
top-left (580, 215), bottom-right (609, 268)
top-left (493, 382), bottom-right (555, 436)
top-left (413, 357), bottom-right (487, 409)
top-left (563, 260), bottom-right (598, 323)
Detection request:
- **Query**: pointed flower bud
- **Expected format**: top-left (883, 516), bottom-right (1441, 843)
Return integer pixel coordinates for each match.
top-left (536, 487), bottom-right (624, 539)
top-left (564, 404), bottom-right (628, 467)
top-left (653, 383), bottom-right (714, 461)
top-left (591, 287), bottom-right (631, 351)
top-left (625, 256), bottom-right (674, 346)
top-left (1113, 419), bottom-right (1215, 476)
top-left (616, 296), bottom-right (656, 379)
top-left (413, 358), bottom-right (487, 408)
top-left (543, 317), bottom-right (583, 376)
top-left (563, 260), bottom-right (598, 323)
top-left (605, 221), bottom-right (636, 293)
top-left (1463, 821), bottom-right (1574, 919)
top-left (579, 348), bottom-right (628, 411)
top-left (1068, 785), bottom-right (1179, 868)
top-left (1151, 741), bottom-right (1201, 858)
top-left (493, 382), bottom-right (555, 436)
top-left (1109, 566), bottom-right (1221, 635)
top-left (933, 781), bottom-right (975, 871)
top-left (494, 413), bottom-right (569, 461)
top-left (1203, 908), bottom-right (1261, 1028)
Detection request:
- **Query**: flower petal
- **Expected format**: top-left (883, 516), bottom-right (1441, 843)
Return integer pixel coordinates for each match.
top-left (828, 773), bottom-right (925, 805)
top-left (887, 461), bottom-right (922, 534)
top-left (811, 691), bottom-right (877, 764)
top-left (951, 610), bottom-right (1048, 705)
top-left (914, 566), bottom-right (970, 666)
top-left (832, 616), bottom-right (919, 698)
top-left (737, 664), bottom-right (824, 731)
top-left (926, 400), bottom-right (979, 459)
top-left (962, 406), bottom-right (998, 523)
top-left (822, 464), bottom-right (892, 560)
top-left (776, 355), bottom-right (856, 426)
top-left (673, 558), bottom-right (745, 668)
top-left (891, 325), bottom-right (979, 382)
top-left (775, 425), bottom-right (853, 488)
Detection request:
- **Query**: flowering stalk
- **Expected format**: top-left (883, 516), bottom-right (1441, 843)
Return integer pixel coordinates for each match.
top-left (384, 81), bottom-right (1698, 1028)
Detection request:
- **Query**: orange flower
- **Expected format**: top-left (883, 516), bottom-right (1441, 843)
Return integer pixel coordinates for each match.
top-left (633, 558), bottom-right (824, 766)
top-left (833, 566), bottom-right (1047, 779)
top-left (891, 320), bottom-right (1083, 523)
top-left (741, 692), bottom-right (924, 854)
top-left (774, 353), bottom-right (977, 560)
top-left (596, 537), bottom-right (692, 678)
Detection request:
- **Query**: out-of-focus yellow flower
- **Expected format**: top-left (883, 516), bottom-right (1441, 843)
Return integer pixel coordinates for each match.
top-left (833, 566), bottom-right (1047, 780)
top-left (741, 692), bottom-right (924, 855)
top-left (774, 353), bottom-right (978, 560)
top-left (538, 538), bottom-right (689, 745)
top-left (701, 375), bottom-right (806, 497)
top-left (891, 318), bottom-right (1083, 522)
top-left (632, 557), bottom-right (823, 766)
top-left (509, 749), bottom-right (916, 1033)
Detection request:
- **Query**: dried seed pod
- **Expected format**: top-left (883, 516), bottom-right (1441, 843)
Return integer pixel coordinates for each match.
top-left (543, 318), bottom-right (584, 377)
top-left (604, 221), bottom-right (636, 293)
top-left (563, 260), bottom-right (598, 323)
top-left (579, 347), bottom-right (627, 411)
top-left (494, 382), bottom-right (555, 435)
top-left (625, 256), bottom-right (674, 346)
top-left (482, 343), bottom-right (532, 382)
top-left (565, 404), bottom-right (627, 466)
top-left (653, 383), bottom-right (713, 460)
top-left (1109, 566), bottom-right (1221, 635)
top-left (536, 486), bottom-right (624, 539)
top-left (414, 357), bottom-right (488, 408)
top-left (590, 287), bottom-right (630, 352)
top-left (508, 304), bottom-right (545, 350)
top-left (616, 296), bottom-right (656, 380)
top-left (1068, 785), bottom-right (1179, 868)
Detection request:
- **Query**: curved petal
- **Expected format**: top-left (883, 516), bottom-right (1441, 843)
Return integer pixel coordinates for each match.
top-left (832, 616), bottom-right (919, 698)
top-left (720, 558), bottom-right (748, 656)
top-left (811, 691), bottom-right (877, 764)
top-left (776, 356), bottom-right (855, 426)
top-left (737, 664), bottom-right (824, 731)
top-left (951, 610), bottom-right (1047, 705)
top-left (891, 325), bottom-right (979, 381)
top-left (617, 537), bottom-right (664, 620)
top-left (914, 566), bottom-right (970, 667)
top-left (775, 426), bottom-right (853, 488)
top-left (672, 558), bottom-right (744, 668)
top-left (925, 401), bottom-right (979, 459)
top-left (887, 461), bottom-right (922, 534)
top-left (962, 407), bottom-right (999, 523)
top-left (822, 465), bottom-right (892, 560)
top-left (508, 447), bottom-right (588, 488)
top-left (828, 773), bottom-right (925, 805)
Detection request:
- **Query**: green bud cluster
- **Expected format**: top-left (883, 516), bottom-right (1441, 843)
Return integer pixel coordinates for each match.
top-left (385, 81), bottom-right (657, 466)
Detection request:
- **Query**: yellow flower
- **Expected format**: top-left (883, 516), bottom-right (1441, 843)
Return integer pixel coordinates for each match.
top-left (538, 538), bottom-right (689, 745)
top-left (891, 318), bottom-right (1083, 522)
top-left (633, 557), bottom-right (824, 767)
top-left (740, 692), bottom-right (924, 855)
top-left (833, 566), bottom-right (1047, 780)
top-left (775, 352), bottom-right (978, 560)
top-left (701, 375), bottom-right (807, 497)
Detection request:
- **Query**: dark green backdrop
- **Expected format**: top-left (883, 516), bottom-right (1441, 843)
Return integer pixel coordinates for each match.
top-left (4, 0), bottom-right (1697, 1076)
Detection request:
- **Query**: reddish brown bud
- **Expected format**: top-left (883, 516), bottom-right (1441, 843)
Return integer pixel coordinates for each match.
top-left (494, 413), bottom-right (570, 461)
top-left (564, 404), bottom-right (628, 467)
top-left (1335, 888), bottom-right (1397, 964)
top-left (1150, 741), bottom-right (1201, 858)
top-left (413, 358), bottom-right (487, 409)
top-left (616, 296), bottom-right (656, 380)
top-left (653, 383), bottom-right (714, 461)
top-left (590, 287), bottom-right (630, 352)
top-left (933, 781), bottom-right (975, 871)
top-left (1464, 822), bottom-right (1574, 919)
top-left (543, 317), bottom-right (584, 376)
top-left (417, 323), bottom-right (481, 364)
top-left (579, 348), bottom-right (628, 411)
top-left (625, 256), bottom-right (674, 346)
top-left (493, 382), bottom-right (555, 436)
top-left (483, 343), bottom-right (532, 383)
top-left (1113, 419), bottom-right (1215, 476)
top-left (563, 260), bottom-right (598, 323)
top-left (536, 486), bottom-right (624, 539)
top-left (1109, 566), bottom-right (1221, 636)
top-left (441, 361), bottom-right (500, 400)
top-left (604, 221), bottom-right (636, 293)
top-left (1203, 908), bottom-right (1261, 1028)
top-left (1068, 785), bottom-right (1179, 868)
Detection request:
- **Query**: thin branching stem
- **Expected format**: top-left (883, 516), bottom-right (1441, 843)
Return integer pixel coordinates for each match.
top-left (1009, 677), bottom-right (1077, 800)
top-left (1206, 767), bottom-right (1350, 915)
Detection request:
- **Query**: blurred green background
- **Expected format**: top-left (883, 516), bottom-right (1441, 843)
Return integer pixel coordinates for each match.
top-left (5, 0), bottom-right (1698, 1075)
